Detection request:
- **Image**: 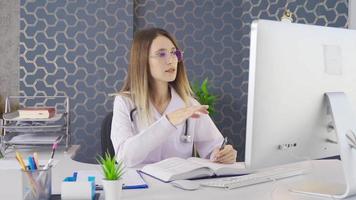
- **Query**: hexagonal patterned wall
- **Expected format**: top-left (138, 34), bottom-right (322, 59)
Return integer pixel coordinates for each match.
top-left (20, 0), bottom-right (348, 163)
top-left (20, 0), bottom-right (133, 162)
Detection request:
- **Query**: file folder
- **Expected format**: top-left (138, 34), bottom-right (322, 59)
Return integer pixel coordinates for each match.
top-left (76, 169), bottom-right (148, 190)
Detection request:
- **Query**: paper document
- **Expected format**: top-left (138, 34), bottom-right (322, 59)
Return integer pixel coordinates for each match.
top-left (76, 169), bottom-right (148, 189)
top-left (122, 170), bottom-right (148, 189)
top-left (8, 134), bottom-right (61, 144)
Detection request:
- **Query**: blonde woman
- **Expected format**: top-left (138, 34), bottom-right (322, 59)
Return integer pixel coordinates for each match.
top-left (111, 28), bottom-right (237, 167)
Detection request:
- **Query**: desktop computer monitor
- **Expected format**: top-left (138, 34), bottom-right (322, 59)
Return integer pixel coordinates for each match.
top-left (245, 19), bottom-right (356, 169)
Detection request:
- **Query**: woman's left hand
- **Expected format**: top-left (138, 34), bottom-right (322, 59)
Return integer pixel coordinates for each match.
top-left (210, 145), bottom-right (237, 164)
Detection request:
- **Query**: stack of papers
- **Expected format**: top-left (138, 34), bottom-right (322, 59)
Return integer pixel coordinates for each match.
top-left (8, 134), bottom-right (61, 145)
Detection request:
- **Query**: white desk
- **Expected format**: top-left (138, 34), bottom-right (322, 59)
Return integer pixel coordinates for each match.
top-left (123, 159), bottom-right (356, 200)
top-left (1, 147), bottom-right (355, 200)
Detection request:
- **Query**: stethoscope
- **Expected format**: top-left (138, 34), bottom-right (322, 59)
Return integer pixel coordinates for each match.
top-left (130, 108), bottom-right (192, 143)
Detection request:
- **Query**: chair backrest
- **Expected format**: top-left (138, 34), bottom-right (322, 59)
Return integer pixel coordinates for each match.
top-left (101, 112), bottom-right (115, 157)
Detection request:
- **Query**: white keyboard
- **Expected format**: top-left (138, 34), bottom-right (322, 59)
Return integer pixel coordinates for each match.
top-left (200, 166), bottom-right (306, 189)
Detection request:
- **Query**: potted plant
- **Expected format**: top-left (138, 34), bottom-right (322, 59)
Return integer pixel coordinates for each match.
top-left (97, 152), bottom-right (125, 200)
top-left (192, 78), bottom-right (217, 115)
top-left (191, 78), bottom-right (218, 157)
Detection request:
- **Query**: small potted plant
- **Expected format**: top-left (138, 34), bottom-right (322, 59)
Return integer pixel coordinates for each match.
top-left (191, 78), bottom-right (218, 157)
top-left (192, 78), bottom-right (217, 115)
top-left (97, 152), bottom-right (125, 200)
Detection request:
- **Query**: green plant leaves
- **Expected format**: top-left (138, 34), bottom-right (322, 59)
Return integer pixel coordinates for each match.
top-left (97, 152), bottom-right (125, 180)
top-left (191, 78), bottom-right (217, 115)
top-left (201, 78), bottom-right (208, 94)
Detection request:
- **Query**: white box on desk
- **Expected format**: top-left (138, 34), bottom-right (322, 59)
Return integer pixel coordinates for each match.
top-left (0, 162), bottom-right (23, 200)
top-left (61, 181), bottom-right (93, 200)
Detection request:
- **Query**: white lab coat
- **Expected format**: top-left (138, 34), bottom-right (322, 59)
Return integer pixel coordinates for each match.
top-left (111, 87), bottom-right (224, 167)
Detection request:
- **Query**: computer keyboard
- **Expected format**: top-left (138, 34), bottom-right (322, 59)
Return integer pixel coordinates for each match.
top-left (200, 166), bottom-right (306, 189)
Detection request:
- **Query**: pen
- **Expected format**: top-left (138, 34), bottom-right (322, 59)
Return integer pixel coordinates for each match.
top-left (28, 156), bottom-right (36, 170)
top-left (33, 152), bottom-right (40, 168)
top-left (219, 137), bottom-right (228, 151)
top-left (15, 152), bottom-right (27, 170)
top-left (44, 142), bottom-right (58, 170)
top-left (16, 152), bottom-right (38, 196)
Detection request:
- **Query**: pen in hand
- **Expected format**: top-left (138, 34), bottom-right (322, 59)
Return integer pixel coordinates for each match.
top-left (219, 137), bottom-right (228, 151)
top-left (212, 137), bottom-right (228, 162)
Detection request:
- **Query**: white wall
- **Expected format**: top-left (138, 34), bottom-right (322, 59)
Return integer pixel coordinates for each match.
top-left (350, 0), bottom-right (356, 29)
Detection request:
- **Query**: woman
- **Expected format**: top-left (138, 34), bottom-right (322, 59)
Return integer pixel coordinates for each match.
top-left (111, 28), bottom-right (237, 167)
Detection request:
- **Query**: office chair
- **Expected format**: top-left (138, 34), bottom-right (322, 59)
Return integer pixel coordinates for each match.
top-left (101, 111), bottom-right (115, 157)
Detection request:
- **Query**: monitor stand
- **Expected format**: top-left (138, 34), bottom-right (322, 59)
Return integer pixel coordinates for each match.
top-left (291, 92), bottom-right (356, 199)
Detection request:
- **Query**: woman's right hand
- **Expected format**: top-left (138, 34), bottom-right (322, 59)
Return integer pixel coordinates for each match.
top-left (166, 105), bottom-right (209, 126)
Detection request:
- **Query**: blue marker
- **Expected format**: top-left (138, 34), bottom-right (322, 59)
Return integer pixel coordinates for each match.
top-left (28, 156), bottom-right (37, 170)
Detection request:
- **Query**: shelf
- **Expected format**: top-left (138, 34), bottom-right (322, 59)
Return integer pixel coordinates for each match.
top-left (1, 117), bottom-right (66, 132)
top-left (1, 95), bottom-right (71, 154)
top-left (4, 133), bottom-right (65, 145)
top-left (2, 126), bottom-right (65, 133)
top-left (3, 112), bottom-right (64, 122)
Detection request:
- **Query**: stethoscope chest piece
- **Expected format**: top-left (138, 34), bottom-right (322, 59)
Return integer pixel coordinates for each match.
top-left (180, 134), bottom-right (192, 143)
top-left (180, 120), bottom-right (192, 143)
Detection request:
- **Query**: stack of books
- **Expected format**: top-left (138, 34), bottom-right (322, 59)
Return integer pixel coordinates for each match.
top-left (16, 107), bottom-right (56, 119)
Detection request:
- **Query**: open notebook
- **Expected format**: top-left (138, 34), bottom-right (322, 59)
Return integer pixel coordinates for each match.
top-left (140, 157), bottom-right (252, 182)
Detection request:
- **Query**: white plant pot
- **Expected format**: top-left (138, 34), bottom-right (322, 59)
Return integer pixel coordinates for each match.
top-left (102, 179), bottom-right (123, 200)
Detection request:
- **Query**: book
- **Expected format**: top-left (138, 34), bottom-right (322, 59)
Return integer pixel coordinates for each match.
top-left (17, 107), bottom-right (55, 119)
top-left (140, 157), bottom-right (252, 182)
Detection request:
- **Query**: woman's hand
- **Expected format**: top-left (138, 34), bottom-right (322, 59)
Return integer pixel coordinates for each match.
top-left (210, 145), bottom-right (237, 164)
top-left (166, 105), bottom-right (209, 126)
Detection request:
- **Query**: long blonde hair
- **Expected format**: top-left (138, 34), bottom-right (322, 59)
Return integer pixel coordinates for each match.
top-left (120, 28), bottom-right (193, 126)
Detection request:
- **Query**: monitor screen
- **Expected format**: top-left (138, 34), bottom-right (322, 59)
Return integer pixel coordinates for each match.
top-left (245, 19), bottom-right (356, 169)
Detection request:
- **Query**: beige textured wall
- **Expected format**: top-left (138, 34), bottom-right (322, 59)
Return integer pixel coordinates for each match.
top-left (0, 0), bottom-right (19, 113)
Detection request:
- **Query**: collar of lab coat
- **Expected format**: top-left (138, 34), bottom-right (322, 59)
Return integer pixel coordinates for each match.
top-left (150, 85), bottom-right (186, 118)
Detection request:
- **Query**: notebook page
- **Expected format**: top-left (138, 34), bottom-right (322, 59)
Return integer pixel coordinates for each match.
top-left (144, 157), bottom-right (203, 174)
top-left (188, 157), bottom-right (248, 176)
top-left (141, 157), bottom-right (206, 181)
